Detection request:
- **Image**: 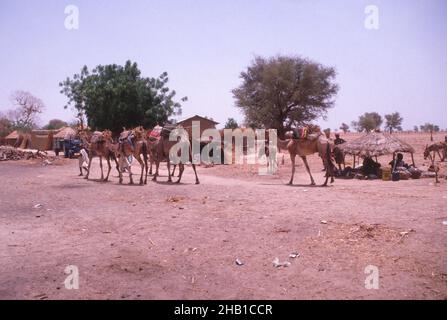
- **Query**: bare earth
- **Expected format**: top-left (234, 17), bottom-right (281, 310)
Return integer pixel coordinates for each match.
top-left (1, 132), bottom-right (446, 300)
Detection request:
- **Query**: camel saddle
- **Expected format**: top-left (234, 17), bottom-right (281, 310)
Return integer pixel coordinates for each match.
top-left (291, 127), bottom-right (320, 141)
top-left (91, 131), bottom-right (105, 143)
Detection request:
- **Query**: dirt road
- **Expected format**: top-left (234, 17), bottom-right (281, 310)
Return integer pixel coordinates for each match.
top-left (1, 150), bottom-right (446, 299)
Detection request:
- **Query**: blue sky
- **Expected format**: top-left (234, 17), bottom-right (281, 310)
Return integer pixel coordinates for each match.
top-left (0, 0), bottom-right (446, 130)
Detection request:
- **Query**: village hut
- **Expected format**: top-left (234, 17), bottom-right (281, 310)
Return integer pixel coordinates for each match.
top-left (53, 127), bottom-right (77, 154)
top-left (29, 129), bottom-right (57, 151)
top-left (4, 130), bottom-right (20, 146)
top-left (339, 132), bottom-right (416, 166)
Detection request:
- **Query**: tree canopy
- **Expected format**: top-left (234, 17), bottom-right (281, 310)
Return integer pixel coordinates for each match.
top-left (59, 60), bottom-right (186, 134)
top-left (224, 118), bottom-right (239, 129)
top-left (339, 122), bottom-right (350, 133)
top-left (42, 119), bottom-right (68, 130)
top-left (384, 112), bottom-right (403, 133)
top-left (352, 112), bottom-right (383, 132)
top-left (232, 55), bottom-right (338, 137)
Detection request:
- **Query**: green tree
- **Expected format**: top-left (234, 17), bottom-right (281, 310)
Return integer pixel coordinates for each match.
top-left (224, 118), bottom-right (239, 129)
top-left (355, 112), bottom-right (383, 132)
top-left (59, 61), bottom-right (187, 134)
top-left (420, 123), bottom-right (440, 141)
top-left (232, 55), bottom-right (338, 138)
top-left (413, 125), bottom-right (419, 132)
top-left (42, 119), bottom-right (68, 130)
top-left (384, 112), bottom-right (403, 133)
top-left (339, 122), bottom-right (350, 133)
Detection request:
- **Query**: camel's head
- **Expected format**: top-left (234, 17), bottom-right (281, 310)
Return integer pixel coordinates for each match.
top-left (102, 130), bottom-right (113, 142)
top-left (133, 126), bottom-right (145, 139)
top-left (423, 144), bottom-right (430, 160)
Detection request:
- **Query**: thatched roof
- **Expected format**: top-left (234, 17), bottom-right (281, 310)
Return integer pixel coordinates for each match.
top-left (5, 130), bottom-right (19, 140)
top-left (54, 126), bottom-right (77, 139)
top-left (339, 132), bottom-right (415, 157)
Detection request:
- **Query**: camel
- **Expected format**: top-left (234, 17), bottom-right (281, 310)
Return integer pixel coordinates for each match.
top-left (117, 126), bottom-right (148, 185)
top-left (84, 130), bottom-right (119, 182)
top-left (149, 126), bottom-right (199, 184)
top-left (424, 142), bottom-right (447, 163)
top-left (277, 131), bottom-right (336, 186)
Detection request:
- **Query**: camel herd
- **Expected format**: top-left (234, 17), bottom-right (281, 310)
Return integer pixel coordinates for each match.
top-left (76, 124), bottom-right (445, 187)
top-left (77, 125), bottom-right (336, 186)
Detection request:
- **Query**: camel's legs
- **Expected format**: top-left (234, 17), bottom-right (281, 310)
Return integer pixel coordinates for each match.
top-left (301, 156), bottom-right (316, 185)
top-left (128, 162), bottom-right (134, 185)
top-left (104, 156), bottom-right (111, 181)
top-left (85, 154), bottom-right (94, 180)
top-left (118, 155), bottom-right (124, 184)
top-left (152, 158), bottom-right (159, 181)
top-left (135, 154), bottom-right (145, 185)
top-left (191, 164), bottom-right (200, 184)
top-left (167, 160), bottom-right (172, 183)
top-left (148, 156), bottom-right (153, 175)
top-left (143, 154), bottom-right (148, 185)
top-left (176, 163), bottom-right (185, 183)
top-left (99, 156), bottom-right (104, 180)
top-left (288, 154), bottom-right (296, 185)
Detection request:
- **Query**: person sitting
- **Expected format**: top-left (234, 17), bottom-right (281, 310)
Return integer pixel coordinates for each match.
top-left (389, 153), bottom-right (409, 170)
top-left (362, 156), bottom-right (381, 177)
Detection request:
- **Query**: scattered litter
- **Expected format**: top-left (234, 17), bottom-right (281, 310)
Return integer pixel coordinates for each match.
top-left (272, 257), bottom-right (291, 268)
top-left (303, 189), bottom-right (308, 192)
top-left (235, 259), bottom-right (244, 266)
top-left (184, 247), bottom-right (197, 253)
top-left (442, 221), bottom-right (447, 226)
top-left (43, 159), bottom-right (53, 166)
top-left (289, 252), bottom-right (300, 259)
top-left (166, 196), bottom-right (184, 203)
top-left (320, 220), bottom-right (328, 224)
top-left (33, 204), bottom-right (43, 209)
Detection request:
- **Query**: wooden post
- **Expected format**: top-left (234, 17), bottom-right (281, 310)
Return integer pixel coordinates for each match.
top-left (411, 153), bottom-right (415, 167)
top-left (353, 155), bottom-right (356, 168)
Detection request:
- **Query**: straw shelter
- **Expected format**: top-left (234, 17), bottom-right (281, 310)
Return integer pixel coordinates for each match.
top-left (4, 130), bottom-right (20, 146)
top-left (53, 126), bottom-right (77, 140)
top-left (339, 132), bottom-right (416, 166)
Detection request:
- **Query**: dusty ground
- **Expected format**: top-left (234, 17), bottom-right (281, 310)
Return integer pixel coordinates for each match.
top-left (0, 132), bottom-right (446, 300)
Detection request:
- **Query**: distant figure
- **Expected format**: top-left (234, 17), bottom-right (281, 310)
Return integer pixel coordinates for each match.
top-left (334, 133), bottom-right (346, 145)
top-left (389, 153), bottom-right (409, 170)
top-left (362, 156), bottom-right (381, 177)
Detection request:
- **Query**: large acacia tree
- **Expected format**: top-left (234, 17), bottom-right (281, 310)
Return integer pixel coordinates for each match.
top-left (60, 60), bottom-right (186, 134)
top-left (232, 55), bottom-right (338, 137)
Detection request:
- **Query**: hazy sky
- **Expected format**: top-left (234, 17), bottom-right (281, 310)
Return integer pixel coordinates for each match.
top-left (0, 0), bottom-right (446, 130)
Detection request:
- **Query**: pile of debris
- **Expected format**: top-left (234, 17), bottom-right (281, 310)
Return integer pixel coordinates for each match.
top-left (0, 146), bottom-right (49, 161)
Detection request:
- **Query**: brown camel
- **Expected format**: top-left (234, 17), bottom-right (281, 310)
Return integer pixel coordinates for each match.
top-left (117, 126), bottom-right (148, 185)
top-left (149, 126), bottom-right (199, 184)
top-left (84, 130), bottom-right (119, 182)
top-left (424, 142), bottom-right (447, 163)
top-left (278, 132), bottom-right (336, 186)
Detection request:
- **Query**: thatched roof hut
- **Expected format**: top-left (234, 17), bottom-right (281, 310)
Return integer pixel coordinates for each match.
top-left (54, 127), bottom-right (77, 139)
top-left (339, 132), bottom-right (415, 157)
